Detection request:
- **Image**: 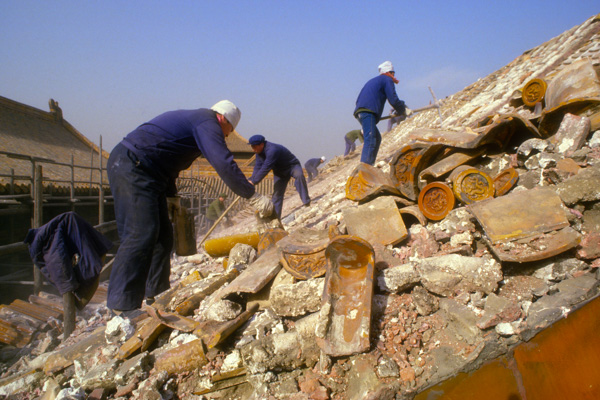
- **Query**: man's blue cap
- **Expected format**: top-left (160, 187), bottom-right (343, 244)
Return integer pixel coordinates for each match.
top-left (249, 134), bottom-right (266, 145)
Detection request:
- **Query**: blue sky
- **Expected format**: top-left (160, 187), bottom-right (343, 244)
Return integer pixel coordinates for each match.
top-left (1, 1), bottom-right (598, 164)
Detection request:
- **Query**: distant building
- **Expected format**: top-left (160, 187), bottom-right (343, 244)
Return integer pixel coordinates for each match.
top-left (0, 95), bottom-right (109, 191)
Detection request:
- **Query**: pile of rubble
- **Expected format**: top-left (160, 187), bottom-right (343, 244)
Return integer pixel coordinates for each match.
top-left (1, 13), bottom-right (600, 400)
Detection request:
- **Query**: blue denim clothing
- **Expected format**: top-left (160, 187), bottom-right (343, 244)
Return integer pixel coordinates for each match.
top-left (272, 164), bottom-right (310, 217)
top-left (24, 212), bottom-right (113, 296)
top-left (304, 158), bottom-right (322, 182)
top-left (121, 108), bottom-right (255, 199)
top-left (358, 112), bottom-right (381, 165)
top-left (344, 136), bottom-right (356, 156)
top-left (250, 142), bottom-right (301, 184)
top-left (106, 144), bottom-right (173, 310)
top-left (354, 75), bottom-right (406, 121)
top-left (250, 141), bottom-right (310, 217)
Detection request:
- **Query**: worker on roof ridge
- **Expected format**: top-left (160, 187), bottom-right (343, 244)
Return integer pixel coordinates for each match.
top-left (305, 156), bottom-right (326, 182)
top-left (354, 61), bottom-right (412, 165)
top-left (344, 129), bottom-right (363, 157)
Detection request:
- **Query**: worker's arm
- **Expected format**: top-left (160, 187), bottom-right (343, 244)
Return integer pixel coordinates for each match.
top-left (250, 146), bottom-right (278, 184)
top-left (194, 121), bottom-right (255, 199)
top-left (384, 79), bottom-right (407, 116)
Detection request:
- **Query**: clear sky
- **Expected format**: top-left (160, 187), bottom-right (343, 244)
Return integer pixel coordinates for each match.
top-left (1, 1), bottom-right (598, 164)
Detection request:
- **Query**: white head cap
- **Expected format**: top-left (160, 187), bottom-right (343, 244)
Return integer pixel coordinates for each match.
top-left (210, 100), bottom-right (241, 129)
top-left (378, 61), bottom-right (394, 74)
top-left (320, 156), bottom-right (326, 161)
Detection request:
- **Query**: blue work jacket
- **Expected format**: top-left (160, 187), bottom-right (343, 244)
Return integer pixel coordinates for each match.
top-left (250, 141), bottom-right (301, 184)
top-left (23, 212), bottom-right (113, 295)
top-left (120, 108), bottom-right (255, 198)
top-left (354, 74), bottom-right (406, 122)
top-left (305, 158), bottom-right (322, 170)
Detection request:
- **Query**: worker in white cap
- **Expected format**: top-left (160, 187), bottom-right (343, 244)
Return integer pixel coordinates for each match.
top-left (106, 100), bottom-right (273, 314)
top-left (304, 156), bottom-right (326, 183)
top-left (354, 61), bottom-right (411, 165)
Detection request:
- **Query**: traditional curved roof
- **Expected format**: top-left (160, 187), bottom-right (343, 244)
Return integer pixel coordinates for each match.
top-left (0, 96), bottom-right (109, 189)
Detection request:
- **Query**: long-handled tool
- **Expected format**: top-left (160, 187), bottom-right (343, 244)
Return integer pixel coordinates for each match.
top-left (381, 86), bottom-right (444, 127)
top-left (198, 195), bottom-right (241, 247)
top-left (197, 153), bottom-right (258, 246)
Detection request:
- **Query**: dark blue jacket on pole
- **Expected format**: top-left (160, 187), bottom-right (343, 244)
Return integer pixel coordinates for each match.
top-left (23, 212), bottom-right (113, 295)
top-left (354, 74), bottom-right (406, 122)
top-left (250, 141), bottom-right (301, 184)
top-left (120, 108), bottom-right (255, 198)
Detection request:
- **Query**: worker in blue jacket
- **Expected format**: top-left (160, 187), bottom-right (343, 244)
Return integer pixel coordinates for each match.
top-left (354, 61), bottom-right (412, 165)
top-left (106, 100), bottom-right (273, 313)
top-left (305, 156), bottom-right (325, 182)
top-left (248, 135), bottom-right (311, 218)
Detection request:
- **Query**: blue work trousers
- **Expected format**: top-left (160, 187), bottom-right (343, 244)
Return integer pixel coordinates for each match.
top-left (306, 165), bottom-right (319, 182)
top-left (344, 136), bottom-right (356, 156)
top-left (357, 112), bottom-right (381, 165)
top-left (106, 144), bottom-right (173, 311)
top-left (272, 164), bottom-right (310, 218)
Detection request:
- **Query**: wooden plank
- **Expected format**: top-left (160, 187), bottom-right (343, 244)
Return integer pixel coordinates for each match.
top-left (11, 298), bottom-right (63, 320)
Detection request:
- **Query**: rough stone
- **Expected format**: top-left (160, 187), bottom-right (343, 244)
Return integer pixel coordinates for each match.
top-left (577, 231), bottom-right (600, 260)
top-left (476, 293), bottom-right (522, 329)
top-left (416, 254), bottom-right (502, 297)
top-left (377, 262), bottom-right (420, 293)
top-left (240, 313), bottom-right (321, 374)
top-left (498, 275), bottom-right (548, 302)
top-left (238, 308), bottom-right (284, 347)
top-left (104, 315), bottom-right (135, 344)
top-left (524, 152), bottom-right (561, 170)
top-left (376, 355), bottom-right (400, 378)
top-left (56, 387), bottom-right (86, 399)
top-left (582, 206), bottom-right (600, 233)
top-left (345, 354), bottom-right (387, 400)
top-left (131, 371), bottom-right (168, 400)
top-left (517, 169), bottom-right (542, 189)
top-left (202, 299), bottom-right (242, 322)
top-left (438, 299), bottom-right (482, 345)
top-left (221, 349), bottom-right (244, 373)
top-left (589, 130), bottom-right (600, 147)
top-left (0, 370), bottom-right (45, 397)
top-left (114, 351), bottom-right (152, 387)
top-left (523, 273), bottom-right (600, 340)
top-left (517, 138), bottom-right (552, 166)
top-left (269, 278), bottom-right (324, 317)
top-left (228, 243), bottom-right (257, 270)
top-left (77, 358), bottom-right (119, 390)
top-left (408, 225), bottom-right (440, 259)
top-left (411, 285), bottom-right (440, 316)
top-left (552, 257), bottom-right (590, 280)
top-left (551, 113), bottom-right (591, 155)
top-left (555, 164), bottom-right (600, 205)
top-left (429, 208), bottom-right (477, 238)
top-left (298, 370), bottom-right (329, 399)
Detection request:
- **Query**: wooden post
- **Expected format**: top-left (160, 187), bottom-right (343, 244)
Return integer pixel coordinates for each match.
top-left (98, 136), bottom-right (105, 224)
top-left (70, 155), bottom-right (75, 211)
top-left (9, 168), bottom-right (14, 195)
top-left (62, 292), bottom-right (76, 340)
top-left (89, 147), bottom-right (94, 196)
top-left (33, 164), bottom-right (43, 295)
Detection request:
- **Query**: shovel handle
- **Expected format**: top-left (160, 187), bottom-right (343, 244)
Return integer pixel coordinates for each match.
top-left (199, 195), bottom-right (241, 246)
